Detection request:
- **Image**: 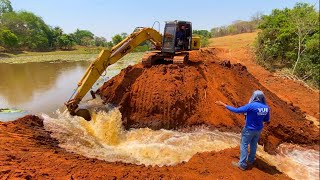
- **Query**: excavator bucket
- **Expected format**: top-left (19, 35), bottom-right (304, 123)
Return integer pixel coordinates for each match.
top-left (75, 108), bottom-right (91, 121)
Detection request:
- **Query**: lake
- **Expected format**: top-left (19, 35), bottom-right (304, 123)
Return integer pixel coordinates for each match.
top-left (0, 53), bottom-right (142, 121)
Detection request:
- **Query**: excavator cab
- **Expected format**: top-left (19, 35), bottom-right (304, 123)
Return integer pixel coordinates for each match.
top-left (162, 21), bottom-right (192, 54)
top-left (142, 20), bottom-right (199, 66)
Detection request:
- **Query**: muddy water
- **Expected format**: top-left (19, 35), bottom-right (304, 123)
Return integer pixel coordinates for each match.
top-left (0, 58), bottom-right (139, 121)
top-left (42, 101), bottom-right (319, 180)
top-left (0, 61), bottom-right (89, 115)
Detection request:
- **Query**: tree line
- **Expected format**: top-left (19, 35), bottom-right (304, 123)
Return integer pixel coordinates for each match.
top-left (0, 0), bottom-right (257, 51)
top-left (191, 13), bottom-right (263, 46)
top-left (210, 13), bottom-right (262, 38)
top-left (0, 0), bottom-right (132, 51)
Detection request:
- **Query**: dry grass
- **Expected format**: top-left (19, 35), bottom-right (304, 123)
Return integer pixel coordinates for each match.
top-left (209, 32), bottom-right (258, 50)
top-left (0, 51), bottom-right (145, 64)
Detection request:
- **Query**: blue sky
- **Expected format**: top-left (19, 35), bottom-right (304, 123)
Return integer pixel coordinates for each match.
top-left (11, 0), bottom-right (318, 40)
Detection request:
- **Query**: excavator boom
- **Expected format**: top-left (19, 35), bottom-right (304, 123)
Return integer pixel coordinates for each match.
top-left (65, 27), bottom-right (162, 119)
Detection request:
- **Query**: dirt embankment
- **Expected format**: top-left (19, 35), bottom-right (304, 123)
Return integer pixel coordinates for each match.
top-left (209, 32), bottom-right (319, 118)
top-left (0, 115), bottom-right (290, 179)
top-left (1, 48), bottom-right (318, 179)
top-left (97, 48), bottom-right (319, 154)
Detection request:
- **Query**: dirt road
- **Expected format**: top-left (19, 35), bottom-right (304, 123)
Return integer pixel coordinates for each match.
top-left (210, 32), bottom-right (319, 119)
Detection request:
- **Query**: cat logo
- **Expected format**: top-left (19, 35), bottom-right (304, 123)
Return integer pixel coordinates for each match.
top-left (257, 108), bottom-right (268, 115)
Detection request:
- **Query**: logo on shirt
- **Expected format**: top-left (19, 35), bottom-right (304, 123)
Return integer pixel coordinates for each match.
top-left (257, 108), bottom-right (268, 115)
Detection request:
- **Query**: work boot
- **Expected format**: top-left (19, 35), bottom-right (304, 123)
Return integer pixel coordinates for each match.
top-left (247, 161), bottom-right (254, 166)
top-left (232, 161), bottom-right (246, 171)
top-left (246, 161), bottom-right (254, 169)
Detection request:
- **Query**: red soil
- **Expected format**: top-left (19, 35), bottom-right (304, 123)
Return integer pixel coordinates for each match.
top-left (0, 115), bottom-right (290, 179)
top-left (1, 46), bottom-right (318, 179)
top-left (97, 48), bottom-right (319, 154)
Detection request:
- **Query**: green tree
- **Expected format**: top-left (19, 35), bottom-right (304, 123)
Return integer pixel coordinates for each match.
top-left (0, 0), bottom-right (12, 15)
top-left (112, 34), bottom-right (124, 45)
top-left (121, 32), bottom-right (128, 39)
top-left (0, 11), bottom-right (53, 50)
top-left (193, 30), bottom-right (211, 38)
top-left (106, 41), bottom-right (114, 49)
top-left (81, 36), bottom-right (94, 46)
top-left (289, 3), bottom-right (318, 74)
top-left (72, 29), bottom-right (94, 46)
top-left (51, 26), bottom-right (63, 48)
top-left (0, 29), bottom-right (18, 49)
top-left (94, 36), bottom-right (107, 47)
top-left (58, 34), bottom-right (75, 50)
top-left (193, 30), bottom-right (211, 47)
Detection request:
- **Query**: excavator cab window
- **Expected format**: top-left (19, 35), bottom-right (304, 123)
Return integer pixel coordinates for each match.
top-left (162, 24), bottom-right (176, 53)
top-left (162, 21), bottom-right (192, 54)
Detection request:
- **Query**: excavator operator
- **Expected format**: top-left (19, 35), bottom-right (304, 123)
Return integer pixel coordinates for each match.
top-left (176, 25), bottom-right (186, 50)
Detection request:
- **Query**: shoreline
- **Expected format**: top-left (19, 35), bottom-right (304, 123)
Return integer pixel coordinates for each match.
top-left (0, 51), bottom-right (144, 64)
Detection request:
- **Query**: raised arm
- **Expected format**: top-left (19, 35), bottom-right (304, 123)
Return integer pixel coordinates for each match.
top-left (215, 101), bottom-right (251, 114)
top-left (226, 104), bottom-right (251, 114)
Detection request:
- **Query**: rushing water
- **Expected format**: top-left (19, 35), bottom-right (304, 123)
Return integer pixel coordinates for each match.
top-left (42, 101), bottom-right (320, 180)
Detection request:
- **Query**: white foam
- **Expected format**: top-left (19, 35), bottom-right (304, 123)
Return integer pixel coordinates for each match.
top-left (42, 107), bottom-right (319, 179)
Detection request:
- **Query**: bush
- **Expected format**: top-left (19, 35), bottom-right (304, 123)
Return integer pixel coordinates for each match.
top-left (193, 30), bottom-right (210, 47)
top-left (0, 29), bottom-right (18, 49)
top-left (132, 45), bottom-right (149, 52)
top-left (58, 34), bottom-right (75, 50)
top-left (255, 3), bottom-right (319, 87)
top-left (199, 35), bottom-right (209, 47)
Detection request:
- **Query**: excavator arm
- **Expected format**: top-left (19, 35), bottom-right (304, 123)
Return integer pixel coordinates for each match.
top-left (65, 27), bottom-right (162, 119)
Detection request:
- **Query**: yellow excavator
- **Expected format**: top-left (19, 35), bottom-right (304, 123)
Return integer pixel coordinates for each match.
top-left (65, 20), bottom-right (200, 120)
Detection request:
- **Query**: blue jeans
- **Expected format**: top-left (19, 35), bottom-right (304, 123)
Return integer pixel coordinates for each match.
top-left (239, 127), bottom-right (261, 169)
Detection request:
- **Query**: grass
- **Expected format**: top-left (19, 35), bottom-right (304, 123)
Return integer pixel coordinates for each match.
top-left (0, 53), bottom-right (99, 64)
top-left (0, 46), bottom-right (145, 64)
top-left (209, 31), bottom-right (258, 49)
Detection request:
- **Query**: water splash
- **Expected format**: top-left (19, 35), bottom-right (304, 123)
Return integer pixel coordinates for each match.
top-left (258, 144), bottom-right (319, 180)
top-left (42, 106), bottom-right (319, 179)
top-left (42, 107), bottom-right (240, 166)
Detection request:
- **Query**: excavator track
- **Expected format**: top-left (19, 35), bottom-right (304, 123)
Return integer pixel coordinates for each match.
top-left (173, 53), bottom-right (188, 65)
top-left (142, 52), bottom-right (161, 67)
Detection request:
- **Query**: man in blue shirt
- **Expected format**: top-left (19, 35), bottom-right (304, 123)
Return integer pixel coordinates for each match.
top-left (216, 90), bottom-right (270, 170)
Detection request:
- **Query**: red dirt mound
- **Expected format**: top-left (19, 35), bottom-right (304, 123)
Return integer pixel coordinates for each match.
top-left (97, 63), bottom-right (209, 129)
top-left (97, 50), bottom-right (319, 153)
top-left (0, 116), bottom-right (290, 179)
